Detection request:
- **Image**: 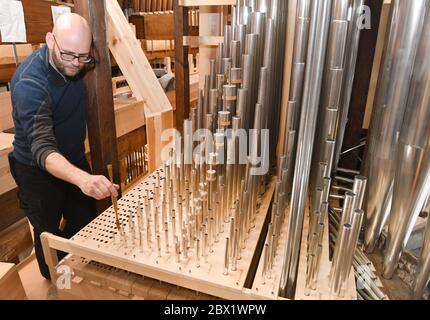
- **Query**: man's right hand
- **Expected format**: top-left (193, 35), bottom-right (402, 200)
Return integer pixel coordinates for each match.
top-left (78, 173), bottom-right (119, 200)
top-left (44, 152), bottom-right (120, 200)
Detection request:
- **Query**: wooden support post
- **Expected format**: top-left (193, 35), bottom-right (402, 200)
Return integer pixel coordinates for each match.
top-left (174, 0), bottom-right (190, 134)
top-left (74, 0), bottom-right (121, 213)
top-left (40, 232), bottom-right (59, 283)
top-left (340, 0), bottom-right (383, 172)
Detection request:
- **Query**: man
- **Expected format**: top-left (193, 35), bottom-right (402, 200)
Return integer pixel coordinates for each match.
top-left (9, 13), bottom-right (118, 280)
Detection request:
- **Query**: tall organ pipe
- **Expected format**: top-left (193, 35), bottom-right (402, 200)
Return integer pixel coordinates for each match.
top-left (279, 0), bottom-right (332, 299)
top-left (333, 0), bottom-right (364, 170)
top-left (364, 0), bottom-right (427, 253)
top-left (382, 6), bottom-right (430, 278)
top-left (282, 0), bottom-right (311, 197)
top-left (310, 0), bottom-right (350, 212)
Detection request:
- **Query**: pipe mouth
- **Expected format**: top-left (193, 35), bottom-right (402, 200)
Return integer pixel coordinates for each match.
top-left (345, 191), bottom-right (356, 198)
top-left (354, 209), bottom-right (365, 214)
top-left (354, 175), bottom-right (367, 181)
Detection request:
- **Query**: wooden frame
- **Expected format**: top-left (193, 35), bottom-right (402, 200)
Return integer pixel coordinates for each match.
top-left (40, 173), bottom-right (276, 300)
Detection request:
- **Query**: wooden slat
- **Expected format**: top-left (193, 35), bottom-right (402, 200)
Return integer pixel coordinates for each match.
top-left (145, 108), bottom-right (174, 172)
top-left (174, 0), bottom-right (190, 134)
top-left (183, 35), bottom-right (224, 47)
top-left (74, 0), bottom-right (121, 213)
top-left (114, 98), bottom-right (146, 138)
top-left (106, 0), bottom-right (173, 114)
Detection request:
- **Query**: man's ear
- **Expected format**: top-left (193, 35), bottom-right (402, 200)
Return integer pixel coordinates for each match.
top-left (45, 32), bottom-right (54, 50)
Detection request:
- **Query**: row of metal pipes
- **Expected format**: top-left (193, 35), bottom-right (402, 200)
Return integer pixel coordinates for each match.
top-left (145, 0), bottom-right (430, 299)
top-left (363, 0), bottom-right (430, 299)
top-left (273, 0), bottom-right (430, 299)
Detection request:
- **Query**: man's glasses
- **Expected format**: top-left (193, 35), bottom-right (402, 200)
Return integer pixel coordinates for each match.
top-left (52, 34), bottom-right (94, 64)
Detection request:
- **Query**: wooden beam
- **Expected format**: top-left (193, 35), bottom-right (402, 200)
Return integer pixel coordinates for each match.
top-left (174, 0), bottom-right (190, 134)
top-left (74, 0), bottom-right (121, 213)
top-left (114, 98), bottom-right (146, 137)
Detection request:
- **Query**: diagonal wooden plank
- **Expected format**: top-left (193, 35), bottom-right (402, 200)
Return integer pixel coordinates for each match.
top-left (106, 0), bottom-right (174, 172)
top-left (106, 0), bottom-right (173, 115)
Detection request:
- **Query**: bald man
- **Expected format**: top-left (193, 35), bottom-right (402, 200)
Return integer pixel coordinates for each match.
top-left (9, 13), bottom-right (118, 279)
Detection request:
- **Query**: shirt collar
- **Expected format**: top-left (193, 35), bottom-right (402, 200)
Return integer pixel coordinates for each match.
top-left (43, 45), bottom-right (68, 86)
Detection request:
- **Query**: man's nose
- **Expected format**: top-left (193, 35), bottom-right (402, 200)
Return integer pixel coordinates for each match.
top-left (71, 57), bottom-right (81, 67)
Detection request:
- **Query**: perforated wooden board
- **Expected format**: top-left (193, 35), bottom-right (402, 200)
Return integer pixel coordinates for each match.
top-left (250, 213), bottom-right (289, 300)
top-left (250, 200), bottom-right (357, 300)
top-left (69, 169), bottom-right (276, 299)
top-left (295, 203), bottom-right (357, 300)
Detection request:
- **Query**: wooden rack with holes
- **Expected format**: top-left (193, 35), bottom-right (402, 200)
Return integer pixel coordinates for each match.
top-left (250, 199), bottom-right (357, 300)
top-left (41, 169), bottom-right (276, 300)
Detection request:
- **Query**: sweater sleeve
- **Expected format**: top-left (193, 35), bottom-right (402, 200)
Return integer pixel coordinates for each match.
top-left (12, 79), bottom-right (60, 170)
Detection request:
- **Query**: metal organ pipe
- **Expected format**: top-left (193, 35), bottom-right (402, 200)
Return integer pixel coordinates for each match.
top-left (279, 0), bottom-right (332, 298)
top-left (364, 0), bottom-right (428, 253)
top-left (382, 6), bottom-right (430, 279)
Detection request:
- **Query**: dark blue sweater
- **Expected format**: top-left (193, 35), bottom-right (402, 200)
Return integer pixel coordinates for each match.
top-left (11, 45), bottom-right (87, 170)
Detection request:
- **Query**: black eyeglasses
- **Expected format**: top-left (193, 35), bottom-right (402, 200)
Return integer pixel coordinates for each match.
top-left (52, 34), bottom-right (94, 64)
